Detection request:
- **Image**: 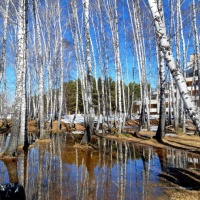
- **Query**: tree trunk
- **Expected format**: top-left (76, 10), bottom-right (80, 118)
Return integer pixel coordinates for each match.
top-left (81, 0), bottom-right (95, 144)
top-left (155, 47), bottom-right (166, 140)
top-left (33, 0), bottom-right (45, 138)
top-left (57, 0), bottom-right (64, 130)
top-left (19, 0), bottom-right (28, 147)
top-left (148, 0), bottom-right (200, 133)
top-left (1, 0), bottom-right (10, 128)
top-left (4, 0), bottom-right (27, 156)
top-left (178, 0), bottom-right (186, 133)
top-left (192, 0), bottom-right (200, 107)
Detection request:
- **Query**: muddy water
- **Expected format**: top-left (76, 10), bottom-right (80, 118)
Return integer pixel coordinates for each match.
top-left (0, 133), bottom-right (200, 200)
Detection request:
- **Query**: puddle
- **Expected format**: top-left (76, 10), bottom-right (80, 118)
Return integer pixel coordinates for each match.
top-left (0, 133), bottom-right (200, 199)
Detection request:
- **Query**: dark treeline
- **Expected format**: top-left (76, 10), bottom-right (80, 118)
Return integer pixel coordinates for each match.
top-left (30, 77), bottom-right (141, 119)
top-left (63, 77), bottom-right (141, 115)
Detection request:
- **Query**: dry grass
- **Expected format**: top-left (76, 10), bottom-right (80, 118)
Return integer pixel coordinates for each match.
top-left (0, 153), bottom-right (17, 161)
top-left (73, 143), bottom-right (93, 150)
top-left (1, 119), bottom-right (200, 153)
top-left (103, 131), bottom-right (200, 154)
top-left (35, 139), bottom-right (51, 143)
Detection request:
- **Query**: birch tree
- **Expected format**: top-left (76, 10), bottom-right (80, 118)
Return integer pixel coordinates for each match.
top-left (155, 47), bottom-right (166, 140)
top-left (103, 0), bottom-right (123, 134)
top-left (192, 0), bottom-right (200, 106)
top-left (18, 0), bottom-right (28, 147)
top-left (174, 0), bottom-right (181, 130)
top-left (33, 0), bottom-right (45, 139)
top-left (69, 0), bottom-right (88, 116)
top-left (81, 0), bottom-right (95, 144)
top-left (4, 0), bottom-right (28, 156)
top-left (148, 0), bottom-right (200, 133)
top-left (178, 0), bottom-right (187, 133)
top-left (57, 0), bottom-right (64, 130)
top-left (0, 0), bottom-right (10, 128)
top-left (97, 0), bottom-right (109, 129)
top-left (127, 0), bottom-right (150, 131)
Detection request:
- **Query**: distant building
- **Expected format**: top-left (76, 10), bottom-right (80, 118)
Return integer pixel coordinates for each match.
top-left (134, 54), bottom-right (199, 117)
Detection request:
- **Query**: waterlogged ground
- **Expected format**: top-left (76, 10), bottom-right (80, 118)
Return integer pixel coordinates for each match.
top-left (0, 133), bottom-right (200, 200)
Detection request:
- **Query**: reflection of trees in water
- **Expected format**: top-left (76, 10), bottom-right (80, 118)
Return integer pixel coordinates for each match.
top-left (0, 134), bottom-right (7, 152)
top-left (156, 148), bottom-right (189, 171)
top-left (74, 139), bottom-right (157, 200)
top-left (1, 134), bottom-right (200, 199)
top-left (166, 149), bottom-right (188, 168)
top-left (57, 133), bottom-right (63, 199)
top-left (156, 148), bottom-right (200, 190)
top-left (3, 159), bottom-right (18, 183)
top-left (25, 133), bottom-right (64, 200)
top-left (0, 157), bottom-right (26, 200)
top-left (18, 149), bottom-right (28, 198)
top-left (0, 161), bottom-right (6, 183)
top-left (25, 145), bottom-right (38, 199)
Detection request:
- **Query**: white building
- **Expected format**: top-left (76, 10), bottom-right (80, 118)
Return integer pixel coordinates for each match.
top-left (134, 54), bottom-right (199, 117)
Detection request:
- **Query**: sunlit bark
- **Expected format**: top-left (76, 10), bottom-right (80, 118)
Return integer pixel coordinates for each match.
top-left (57, 0), bottom-right (64, 130)
top-left (19, 0), bottom-right (28, 146)
top-left (1, 0), bottom-right (9, 127)
top-left (33, 0), bottom-right (45, 138)
top-left (192, 0), bottom-right (200, 106)
top-left (155, 47), bottom-right (166, 139)
top-left (81, 0), bottom-right (95, 144)
top-left (4, 0), bottom-right (27, 156)
top-left (148, 0), bottom-right (200, 133)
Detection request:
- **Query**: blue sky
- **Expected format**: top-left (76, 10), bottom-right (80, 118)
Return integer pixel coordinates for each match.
top-left (0, 0), bottom-right (199, 103)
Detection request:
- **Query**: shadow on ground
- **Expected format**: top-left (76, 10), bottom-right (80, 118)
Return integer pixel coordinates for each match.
top-left (159, 168), bottom-right (200, 190)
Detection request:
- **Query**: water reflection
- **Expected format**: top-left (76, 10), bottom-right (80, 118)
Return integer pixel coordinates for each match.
top-left (0, 133), bottom-right (200, 199)
top-left (0, 157), bottom-right (26, 200)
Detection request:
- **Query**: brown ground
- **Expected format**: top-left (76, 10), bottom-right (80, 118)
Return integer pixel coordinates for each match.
top-left (0, 119), bottom-right (199, 152)
top-left (103, 133), bottom-right (200, 153)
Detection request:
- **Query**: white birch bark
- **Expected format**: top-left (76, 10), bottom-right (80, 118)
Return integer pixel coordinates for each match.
top-left (19, 0), bottom-right (28, 146)
top-left (0, 0), bottom-right (9, 84)
top-left (174, 1), bottom-right (181, 130)
top-left (81, 0), bottom-right (95, 144)
top-left (1, 0), bottom-right (10, 127)
top-left (57, 0), bottom-right (64, 130)
top-left (192, 0), bottom-right (200, 106)
top-left (133, 0), bottom-right (149, 129)
top-left (168, 0), bottom-right (175, 125)
top-left (127, 0), bottom-right (147, 129)
top-left (70, 0), bottom-right (88, 115)
top-left (148, 32), bottom-right (152, 123)
top-left (90, 34), bottom-right (101, 130)
top-left (30, 17), bottom-right (39, 120)
top-left (4, 0), bottom-right (27, 155)
top-left (97, 0), bottom-right (108, 119)
top-left (91, 10), bottom-right (105, 130)
top-left (156, 46), bottom-right (166, 139)
top-left (178, 0), bottom-right (186, 133)
top-left (114, 0), bottom-right (122, 133)
top-left (27, 54), bottom-right (31, 119)
top-left (123, 5), bottom-right (130, 119)
top-left (44, 0), bottom-right (53, 124)
top-left (33, 0), bottom-right (45, 138)
top-left (75, 68), bottom-right (79, 115)
top-left (104, 0), bottom-right (122, 133)
top-left (148, 0), bottom-right (200, 132)
top-left (68, 10), bottom-right (79, 118)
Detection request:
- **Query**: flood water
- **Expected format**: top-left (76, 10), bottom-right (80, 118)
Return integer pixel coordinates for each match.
top-left (0, 133), bottom-right (200, 200)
